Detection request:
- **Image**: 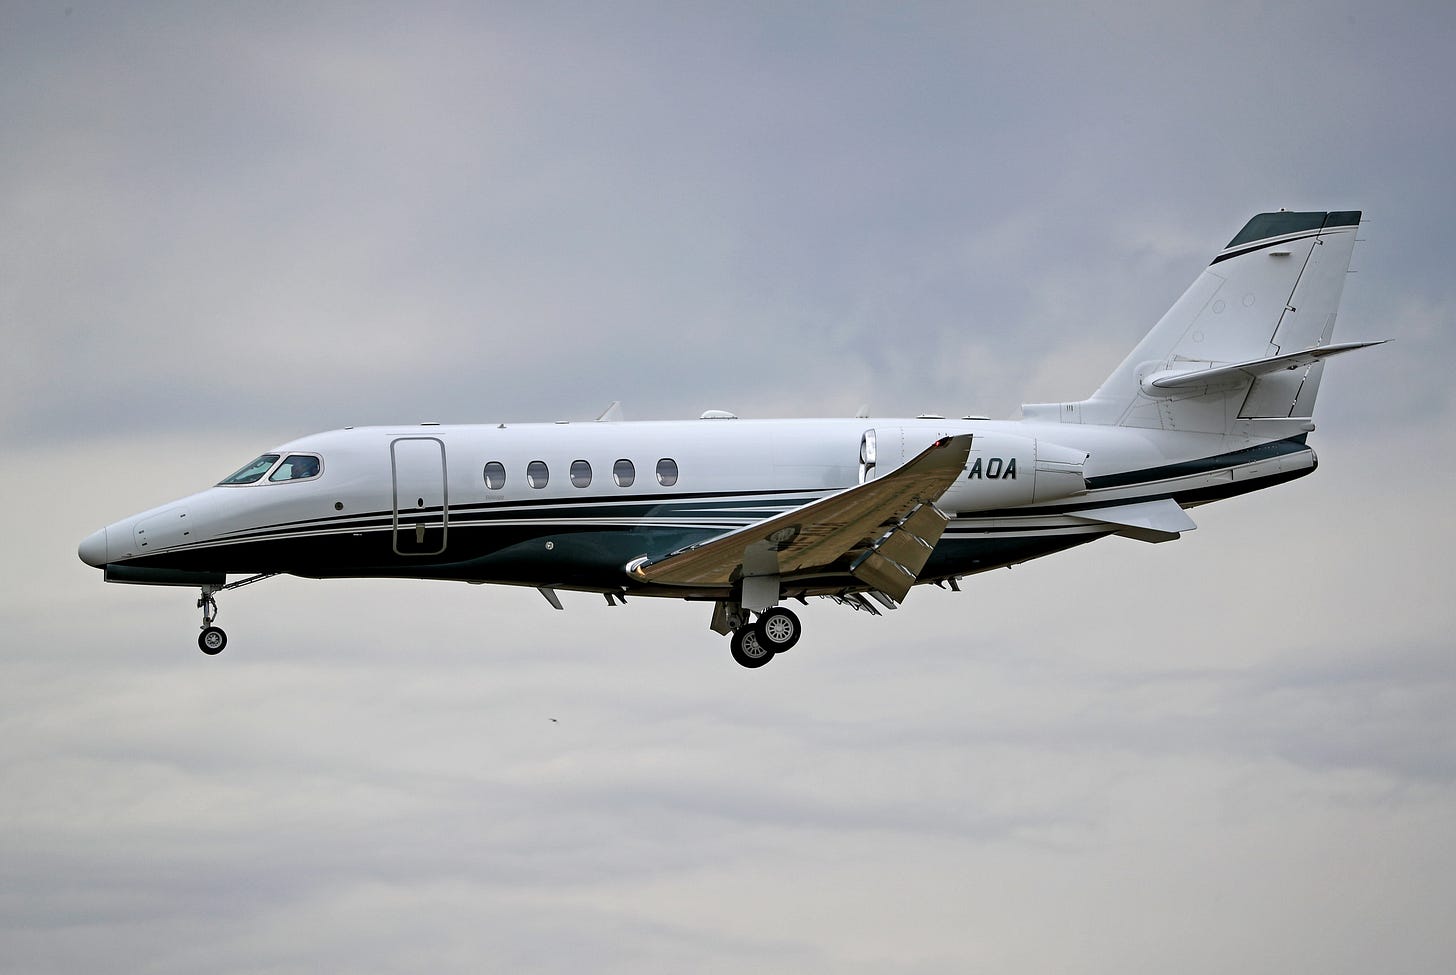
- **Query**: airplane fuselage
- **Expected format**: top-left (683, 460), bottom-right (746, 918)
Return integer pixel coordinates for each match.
top-left (79, 416), bottom-right (1315, 599)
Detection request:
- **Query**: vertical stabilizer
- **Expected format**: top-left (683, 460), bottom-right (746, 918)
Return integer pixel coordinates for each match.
top-left (1024, 211), bottom-right (1362, 435)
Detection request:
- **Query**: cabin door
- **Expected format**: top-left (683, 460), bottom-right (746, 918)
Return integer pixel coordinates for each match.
top-left (391, 437), bottom-right (448, 556)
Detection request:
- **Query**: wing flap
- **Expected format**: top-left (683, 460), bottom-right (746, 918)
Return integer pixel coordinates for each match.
top-left (847, 502), bottom-right (951, 602)
top-left (629, 434), bottom-right (972, 590)
top-left (874, 524), bottom-right (934, 569)
top-left (851, 552), bottom-right (917, 602)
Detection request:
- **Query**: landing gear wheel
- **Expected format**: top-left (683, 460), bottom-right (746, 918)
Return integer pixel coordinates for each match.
top-left (198, 626), bottom-right (227, 655)
top-left (756, 607), bottom-right (801, 652)
top-left (730, 625), bottom-right (774, 669)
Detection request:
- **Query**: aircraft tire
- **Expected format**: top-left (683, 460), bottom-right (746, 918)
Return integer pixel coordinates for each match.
top-left (756, 607), bottom-right (801, 652)
top-left (198, 626), bottom-right (227, 655)
top-left (730, 625), bottom-right (774, 669)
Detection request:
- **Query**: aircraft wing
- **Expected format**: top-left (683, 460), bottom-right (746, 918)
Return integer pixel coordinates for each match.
top-left (628, 434), bottom-right (971, 605)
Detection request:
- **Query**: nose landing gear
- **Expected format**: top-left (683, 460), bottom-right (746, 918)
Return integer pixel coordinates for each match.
top-left (192, 573), bottom-right (278, 654)
top-left (197, 586), bottom-right (226, 654)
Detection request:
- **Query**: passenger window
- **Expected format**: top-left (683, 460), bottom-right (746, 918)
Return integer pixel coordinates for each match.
top-left (570, 460), bottom-right (592, 488)
top-left (219, 454), bottom-right (279, 485)
top-left (483, 461), bottom-right (506, 490)
top-left (613, 459), bottom-right (635, 488)
top-left (655, 458), bottom-right (679, 487)
top-left (527, 461), bottom-right (549, 489)
top-left (269, 454), bottom-right (321, 481)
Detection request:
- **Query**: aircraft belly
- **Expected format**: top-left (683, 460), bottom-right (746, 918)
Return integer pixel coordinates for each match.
top-left (450, 525), bottom-right (714, 588)
top-left (120, 513), bottom-right (1115, 593)
top-left (921, 531), bottom-right (1108, 578)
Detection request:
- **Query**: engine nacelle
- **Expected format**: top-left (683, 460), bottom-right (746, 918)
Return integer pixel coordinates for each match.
top-left (935, 433), bottom-right (1088, 512)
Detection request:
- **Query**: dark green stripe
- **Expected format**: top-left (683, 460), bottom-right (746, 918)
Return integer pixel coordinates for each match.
top-left (1084, 436), bottom-right (1308, 490)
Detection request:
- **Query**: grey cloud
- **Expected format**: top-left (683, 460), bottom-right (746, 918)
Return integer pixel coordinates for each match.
top-left (5, 3), bottom-right (1456, 972)
top-left (8, 2), bottom-right (1451, 443)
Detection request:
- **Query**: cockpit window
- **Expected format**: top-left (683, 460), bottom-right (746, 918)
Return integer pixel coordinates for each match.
top-left (219, 454), bottom-right (280, 485)
top-left (269, 454), bottom-right (322, 481)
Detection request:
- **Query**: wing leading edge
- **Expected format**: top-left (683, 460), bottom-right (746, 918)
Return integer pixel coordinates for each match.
top-left (627, 434), bottom-right (972, 607)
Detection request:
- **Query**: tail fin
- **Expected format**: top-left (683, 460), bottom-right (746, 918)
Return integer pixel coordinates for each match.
top-left (1025, 211), bottom-right (1371, 436)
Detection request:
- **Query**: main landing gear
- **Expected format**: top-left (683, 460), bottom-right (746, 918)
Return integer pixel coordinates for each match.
top-left (727, 606), bottom-right (801, 669)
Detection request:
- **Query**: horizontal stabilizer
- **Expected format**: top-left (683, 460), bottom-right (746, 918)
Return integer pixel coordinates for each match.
top-left (1027, 210), bottom-right (1365, 433)
top-left (1066, 499), bottom-right (1196, 543)
top-left (1142, 341), bottom-right (1387, 395)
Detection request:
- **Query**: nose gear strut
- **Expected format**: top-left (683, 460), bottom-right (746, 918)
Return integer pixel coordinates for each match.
top-left (197, 586), bottom-right (225, 654)
top-left (194, 573), bottom-right (279, 654)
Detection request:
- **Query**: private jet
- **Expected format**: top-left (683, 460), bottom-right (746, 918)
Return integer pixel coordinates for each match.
top-left (79, 210), bottom-right (1382, 667)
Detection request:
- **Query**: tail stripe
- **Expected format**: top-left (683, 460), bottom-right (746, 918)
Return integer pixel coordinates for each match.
top-left (1022, 210), bottom-right (1366, 435)
top-left (1212, 210), bottom-right (1360, 265)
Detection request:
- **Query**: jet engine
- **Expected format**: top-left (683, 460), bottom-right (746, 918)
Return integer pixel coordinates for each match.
top-left (934, 433), bottom-right (1088, 512)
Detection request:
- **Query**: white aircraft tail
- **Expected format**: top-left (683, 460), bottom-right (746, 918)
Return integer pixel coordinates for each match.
top-left (1024, 211), bottom-right (1377, 437)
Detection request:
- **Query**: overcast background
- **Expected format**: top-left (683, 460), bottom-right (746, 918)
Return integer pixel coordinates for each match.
top-left (3, 2), bottom-right (1454, 973)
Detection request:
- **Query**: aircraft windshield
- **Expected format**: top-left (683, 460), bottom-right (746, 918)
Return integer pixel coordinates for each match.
top-left (219, 454), bottom-right (280, 485)
top-left (269, 454), bottom-right (321, 481)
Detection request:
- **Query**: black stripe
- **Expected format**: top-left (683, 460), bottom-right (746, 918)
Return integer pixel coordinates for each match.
top-left (1209, 229), bottom-right (1325, 266)
top-left (216, 489), bottom-right (829, 542)
top-left (1209, 212), bottom-right (1359, 267)
top-left (1084, 436), bottom-right (1308, 490)
top-left (949, 437), bottom-right (1312, 520)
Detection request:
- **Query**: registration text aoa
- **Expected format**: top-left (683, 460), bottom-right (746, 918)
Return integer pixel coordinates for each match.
top-left (967, 457), bottom-right (1016, 479)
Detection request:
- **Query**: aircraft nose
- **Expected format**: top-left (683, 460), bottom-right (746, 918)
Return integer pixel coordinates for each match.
top-left (79, 527), bottom-right (109, 568)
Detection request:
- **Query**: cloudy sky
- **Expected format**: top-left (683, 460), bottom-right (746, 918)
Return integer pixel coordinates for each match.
top-left (3, 2), bottom-right (1454, 972)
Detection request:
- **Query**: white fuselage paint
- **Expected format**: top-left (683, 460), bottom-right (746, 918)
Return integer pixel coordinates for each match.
top-left (78, 416), bottom-right (1315, 595)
